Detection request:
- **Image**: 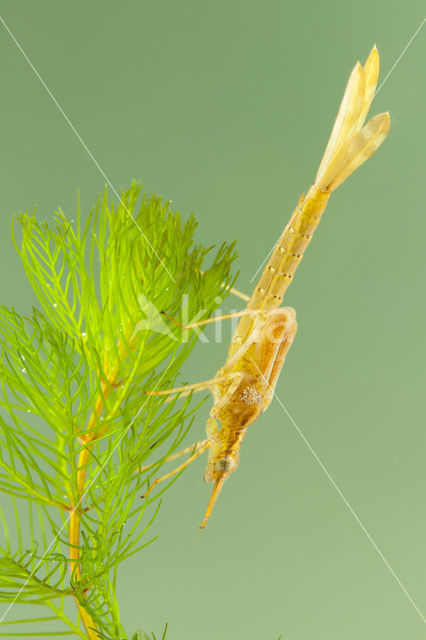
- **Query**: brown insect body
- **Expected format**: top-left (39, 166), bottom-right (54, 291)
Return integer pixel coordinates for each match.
top-left (144, 47), bottom-right (390, 530)
top-left (198, 307), bottom-right (297, 526)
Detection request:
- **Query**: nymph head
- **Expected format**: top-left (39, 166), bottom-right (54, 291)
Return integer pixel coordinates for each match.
top-left (214, 454), bottom-right (238, 474)
top-left (200, 450), bottom-right (240, 530)
top-left (203, 442), bottom-right (240, 484)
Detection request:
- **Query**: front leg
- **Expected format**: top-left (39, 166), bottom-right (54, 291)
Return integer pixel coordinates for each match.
top-left (141, 439), bottom-right (211, 500)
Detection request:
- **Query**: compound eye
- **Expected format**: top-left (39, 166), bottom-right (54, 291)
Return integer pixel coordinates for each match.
top-left (215, 457), bottom-right (233, 473)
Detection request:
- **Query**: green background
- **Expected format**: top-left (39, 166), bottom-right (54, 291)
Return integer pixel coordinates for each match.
top-left (1, 1), bottom-right (425, 639)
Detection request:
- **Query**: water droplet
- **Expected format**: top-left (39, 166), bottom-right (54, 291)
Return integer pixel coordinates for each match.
top-left (27, 409), bottom-right (31, 413)
top-left (22, 368), bottom-right (27, 373)
top-left (53, 303), bottom-right (57, 308)
top-left (81, 332), bottom-right (86, 338)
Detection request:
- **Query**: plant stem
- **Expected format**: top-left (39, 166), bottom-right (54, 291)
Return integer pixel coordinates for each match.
top-left (46, 600), bottom-right (88, 639)
top-left (69, 380), bottom-right (113, 639)
top-left (77, 602), bottom-right (100, 640)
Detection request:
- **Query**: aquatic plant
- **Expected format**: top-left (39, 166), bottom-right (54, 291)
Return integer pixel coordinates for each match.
top-left (0, 182), bottom-right (236, 639)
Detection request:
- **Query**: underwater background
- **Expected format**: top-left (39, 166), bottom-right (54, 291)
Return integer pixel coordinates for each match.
top-left (0, 1), bottom-right (425, 639)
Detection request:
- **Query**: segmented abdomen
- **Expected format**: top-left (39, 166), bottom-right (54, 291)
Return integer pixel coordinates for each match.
top-left (228, 185), bottom-right (330, 358)
top-left (250, 186), bottom-right (330, 309)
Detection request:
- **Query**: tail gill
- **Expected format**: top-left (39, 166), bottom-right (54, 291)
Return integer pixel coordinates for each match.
top-left (314, 45), bottom-right (390, 193)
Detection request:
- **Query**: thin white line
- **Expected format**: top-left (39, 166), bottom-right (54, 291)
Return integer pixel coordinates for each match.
top-left (251, 360), bottom-right (426, 625)
top-left (0, 15), bottom-right (176, 284)
top-left (249, 241), bottom-right (276, 284)
top-left (249, 17), bottom-right (425, 288)
top-left (375, 17), bottom-right (426, 97)
top-left (0, 360), bottom-right (175, 624)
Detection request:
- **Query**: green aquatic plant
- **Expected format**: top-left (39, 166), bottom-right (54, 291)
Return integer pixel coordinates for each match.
top-left (0, 182), bottom-right (236, 639)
